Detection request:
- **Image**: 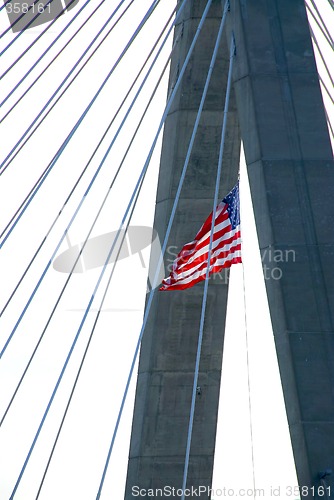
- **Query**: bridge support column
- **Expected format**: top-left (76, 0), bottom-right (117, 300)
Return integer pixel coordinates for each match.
top-left (227, 0), bottom-right (334, 493)
top-left (126, 0), bottom-right (334, 497)
top-left (125, 1), bottom-right (240, 497)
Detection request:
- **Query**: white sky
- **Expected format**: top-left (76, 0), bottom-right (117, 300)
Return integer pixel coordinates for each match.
top-left (0, 0), bottom-right (333, 499)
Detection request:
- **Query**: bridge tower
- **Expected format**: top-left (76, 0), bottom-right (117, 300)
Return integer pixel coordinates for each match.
top-left (125, 1), bottom-right (334, 497)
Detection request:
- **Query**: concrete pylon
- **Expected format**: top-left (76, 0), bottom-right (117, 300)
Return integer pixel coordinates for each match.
top-left (226, 0), bottom-right (334, 494)
top-left (126, 0), bottom-right (334, 497)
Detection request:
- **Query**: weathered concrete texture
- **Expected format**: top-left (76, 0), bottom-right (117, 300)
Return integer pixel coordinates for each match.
top-left (226, 0), bottom-right (334, 493)
top-left (127, 0), bottom-right (334, 496)
top-left (125, 1), bottom-right (240, 497)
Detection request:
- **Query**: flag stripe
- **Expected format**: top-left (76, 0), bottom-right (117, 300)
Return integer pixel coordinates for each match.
top-left (160, 182), bottom-right (241, 291)
top-left (177, 207), bottom-right (228, 255)
top-left (165, 240), bottom-right (242, 285)
top-left (172, 232), bottom-right (241, 279)
top-left (170, 212), bottom-right (230, 271)
top-left (176, 217), bottom-right (230, 266)
top-left (162, 249), bottom-right (242, 290)
top-left (177, 225), bottom-right (239, 267)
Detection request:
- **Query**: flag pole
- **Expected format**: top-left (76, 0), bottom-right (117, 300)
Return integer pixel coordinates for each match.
top-left (181, 29), bottom-right (236, 499)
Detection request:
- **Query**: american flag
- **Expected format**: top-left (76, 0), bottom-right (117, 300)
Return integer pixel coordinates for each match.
top-left (160, 182), bottom-right (242, 291)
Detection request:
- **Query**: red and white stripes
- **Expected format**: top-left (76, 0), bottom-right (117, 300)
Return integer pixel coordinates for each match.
top-left (160, 192), bottom-right (241, 291)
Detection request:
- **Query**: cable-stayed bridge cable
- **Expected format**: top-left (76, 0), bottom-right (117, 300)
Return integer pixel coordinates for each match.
top-left (241, 247), bottom-right (257, 500)
top-left (306, 3), bottom-right (334, 143)
top-left (319, 73), bottom-right (334, 106)
top-left (8, 21), bottom-right (181, 489)
top-left (0, 20), bottom-right (177, 429)
top-left (33, 77), bottom-right (162, 495)
top-left (0, 0), bottom-right (133, 174)
top-left (180, 13), bottom-right (232, 500)
top-left (7, 177), bottom-right (143, 497)
top-left (0, 0), bottom-right (155, 243)
top-left (325, 108), bottom-right (334, 140)
top-left (1, 0), bottom-right (40, 37)
top-left (0, 0), bottom-right (176, 359)
top-left (0, 0), bottom-right (142, 241)
top-left (95, 0), bottom-right (219, 496)
top-left (0, 0), bottom-right (70, 38)
top-left (1, 5), bottom-right (148, 250)
top-left (1, 0), bottom-right (96, 103)
top-left (309, 25), bottom-right (334, 90)
top-left (0, 0), bottom-right (54, 51)
top-left (0, 0), bottom-right (134, 177)
top-left (308, 0), bottom-right (334, 48)
top-left (9, 163), bottom-right (143, 497)
top-left (0, 0), bottom-right (13, 13)
top-left (0, 5), bottom-right (179, 318)
top-left (306, 2), bottom-right (333, 49)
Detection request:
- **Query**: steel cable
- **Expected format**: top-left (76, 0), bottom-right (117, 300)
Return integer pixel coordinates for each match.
top-left (0, 25), bottom-right (177, 432)
top-left (0, 0), bottom-right (14, 13)
top-left (8, 23), bottom-right (181, 493)
top-left (95, 0), bottom-right (219, 496)
top-left (1, 0), bottom-right (41, 37)
top-left (0, 4), bottom-right (178, 319)
top-left (319, 73), bottom-right (334, 106)
top-left (309, 25), bottom-right (334, 90)
top-left (180, 15), bottom-right (233, 500)
top-left (0, 0), bottom-right (149, 243)
top-left (0, 0), bottom-right (130, 173)
top-left (33, 52), bottom-right (174, 498)
top-left (1, 0), bottom-right (54, 50)
top-left (1, 0), bottom-right (97, 102)
top-left (306, 3), bottom-right (333, 49)
top-left (0, 0), bottom-right (168, 360)
top-left (309, 0), bottom-right (334, 48)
